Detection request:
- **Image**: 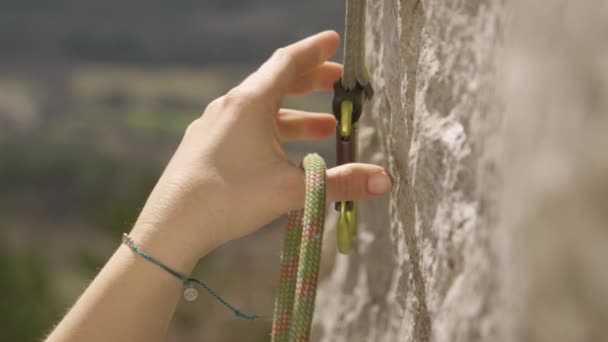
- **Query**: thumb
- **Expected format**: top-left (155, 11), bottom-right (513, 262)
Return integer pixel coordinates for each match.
top-left (281, 163), bottom-right (393, 211)
top-left (326, 163), bottom-right (394, 203)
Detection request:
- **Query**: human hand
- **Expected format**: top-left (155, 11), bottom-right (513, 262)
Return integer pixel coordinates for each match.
top-left (132, 31), bottom-right (393, 262)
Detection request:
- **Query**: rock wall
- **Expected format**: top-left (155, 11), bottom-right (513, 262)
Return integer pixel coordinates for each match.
top-left (315, 1), bottom-right (608, 341)
top-left (501, 1), bottom-right (608, 341)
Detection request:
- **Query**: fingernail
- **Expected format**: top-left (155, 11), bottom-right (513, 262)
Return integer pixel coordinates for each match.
top-left (368, 172), bottom-right (393, 195)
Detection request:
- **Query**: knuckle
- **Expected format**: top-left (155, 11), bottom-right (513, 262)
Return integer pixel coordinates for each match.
top-left (184, 118), bottom-right (201, 137)
top-left (199, 97), bottom-right (225, 121)
top-left (272, 47), bottom-right (294, 67)
top-left (333, 166), bottom-right (356, 199)
top-left (223, 88), bottom-right (247, 107)
top-left (205, 97), bottom-right (223, 112)
top-left (223, 86), bottom-right (259, 108)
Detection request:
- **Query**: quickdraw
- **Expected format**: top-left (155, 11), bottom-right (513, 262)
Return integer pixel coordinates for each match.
top-left (333, 0), bottom-right (373, 254)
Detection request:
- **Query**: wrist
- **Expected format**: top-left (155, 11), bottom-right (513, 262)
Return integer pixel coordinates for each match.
top-left (128, 221), bottom-right (216, 276)
top-left (133, 162), bottom-right (231, 261)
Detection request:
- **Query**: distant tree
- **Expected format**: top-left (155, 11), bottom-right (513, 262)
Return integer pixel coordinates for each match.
top-left (0, 241), bottom-right (61, 341)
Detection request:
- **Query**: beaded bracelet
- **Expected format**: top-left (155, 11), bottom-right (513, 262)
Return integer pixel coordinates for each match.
top-left (122, 233), bottom-right (258, 320)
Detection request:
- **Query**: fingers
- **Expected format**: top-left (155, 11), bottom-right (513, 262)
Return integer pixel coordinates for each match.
top-left (241, 31), bottom-right (341, 99)
top-left (281, 163), bottom-right (393, 212)
top-left (326, 164), bottom-right (394, 203)
top-left (288, 62), bottom-right (343, 95)
top-left (276, 109), bottom-right (336, 142)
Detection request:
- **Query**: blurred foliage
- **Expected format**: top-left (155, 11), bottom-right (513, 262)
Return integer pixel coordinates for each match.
top-left (0, 239), bottom-right (61, 341)
top-left (0, 134), bottom-right (161, 235)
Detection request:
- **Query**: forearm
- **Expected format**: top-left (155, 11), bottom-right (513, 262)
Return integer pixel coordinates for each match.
top-left (46, 225), bottom-right (207, 342)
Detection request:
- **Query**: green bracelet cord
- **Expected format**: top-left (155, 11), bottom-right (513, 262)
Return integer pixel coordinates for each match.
top-left (121, 233), bottom-right (259, 321)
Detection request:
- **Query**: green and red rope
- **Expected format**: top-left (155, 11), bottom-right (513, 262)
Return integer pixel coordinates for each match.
top-left (271, 154), bottom-right (327, 342)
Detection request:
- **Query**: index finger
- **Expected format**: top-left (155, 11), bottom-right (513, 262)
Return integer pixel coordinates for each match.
top-left (242, 31), bottom-right (341, 99)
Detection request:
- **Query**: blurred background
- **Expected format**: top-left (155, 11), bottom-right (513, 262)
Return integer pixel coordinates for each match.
top-left (0, 1), bottom-right (343, 340)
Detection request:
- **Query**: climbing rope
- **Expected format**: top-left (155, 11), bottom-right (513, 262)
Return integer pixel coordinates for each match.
top-left (271, 154), bottom-right (326, 342)
top-left (342, 0), bottom-right (372, 90)
top-left (271, 1), bottom-right (373, 339)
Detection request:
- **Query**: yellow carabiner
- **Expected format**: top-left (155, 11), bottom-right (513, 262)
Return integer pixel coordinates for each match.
top-left (340, 101), bottom-right (354, 138)
top-left (336, 100), bottom-right (359, 254)
top-left (337, 201), bottom-right (357, 254)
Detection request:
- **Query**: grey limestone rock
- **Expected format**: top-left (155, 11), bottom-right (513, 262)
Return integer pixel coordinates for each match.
top-left (315, 1), bottom-right (608, 341)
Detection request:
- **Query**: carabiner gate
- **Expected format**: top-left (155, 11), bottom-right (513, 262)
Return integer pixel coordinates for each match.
top-left (337, 200), bottom-right (357, 254)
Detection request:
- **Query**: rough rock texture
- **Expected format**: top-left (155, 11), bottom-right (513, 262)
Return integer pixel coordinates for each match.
top-left (502, 2), bottom-right (608, 341)
top-left (315, 1), bottom-right (608, 341)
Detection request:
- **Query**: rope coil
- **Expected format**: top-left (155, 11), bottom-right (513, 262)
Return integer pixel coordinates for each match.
top-left (271, 154), bottom-right (327, 342)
